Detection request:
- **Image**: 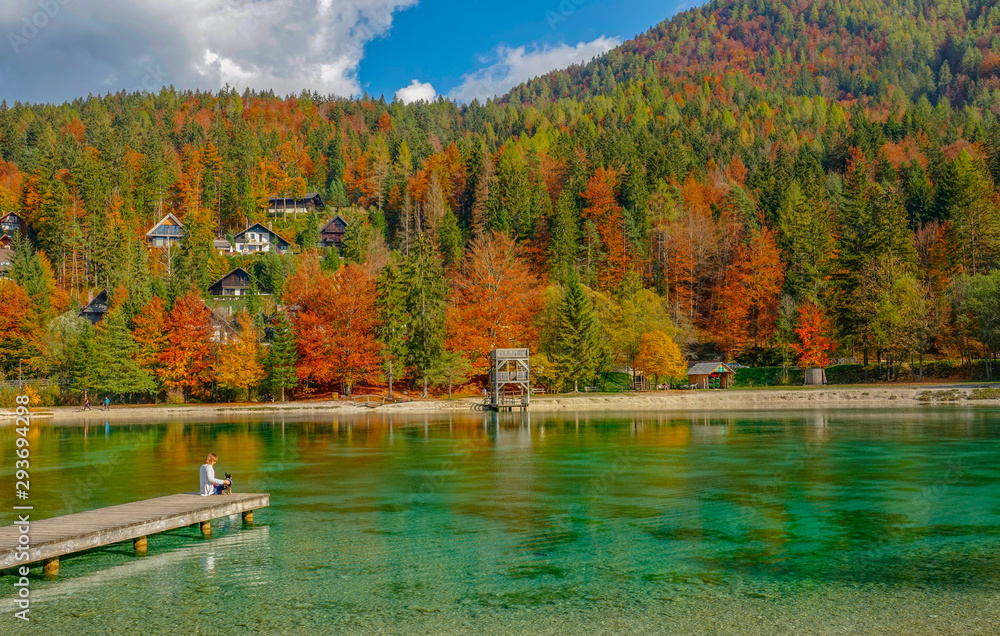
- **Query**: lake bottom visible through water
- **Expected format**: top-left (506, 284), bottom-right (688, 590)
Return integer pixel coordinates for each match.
top-left (1, 408), bottom-right (998, 634)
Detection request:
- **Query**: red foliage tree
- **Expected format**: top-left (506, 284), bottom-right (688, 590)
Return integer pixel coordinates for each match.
top-left (446, 231), bottom-right (543, 372)
top-left (157, 289), bottom-right (214, 396)
top-left (791, 301), bottom-right (835, 368)
top-left (288, 255), bottom-right (382, 395)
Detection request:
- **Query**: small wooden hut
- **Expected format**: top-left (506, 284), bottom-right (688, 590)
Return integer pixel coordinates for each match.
top-left (320, 214), bottom-right (349, 247)
top-left (803, 368), bottom-right (827, 386)
top-left (687, 362), bottom-right (736, 389)
top-left (79, 290), bottom-right (109, 325)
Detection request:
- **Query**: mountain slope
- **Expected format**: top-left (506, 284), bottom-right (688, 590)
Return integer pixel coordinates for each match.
top-left (506, 0), bottom-right (1000, 109)
top-left (4, 0), bottom-right (1000, 387)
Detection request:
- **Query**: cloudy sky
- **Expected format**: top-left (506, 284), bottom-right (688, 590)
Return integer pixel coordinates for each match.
top-left (0, 0), bottom-right (695, 105)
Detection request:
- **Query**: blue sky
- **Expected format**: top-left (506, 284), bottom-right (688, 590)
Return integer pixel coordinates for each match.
top-left (0, 0), bottom-right (697, 105)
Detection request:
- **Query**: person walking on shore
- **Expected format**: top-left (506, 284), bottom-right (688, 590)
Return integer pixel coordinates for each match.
top-left (104, 396), bottom-right (111, 411)
top-left (199, 453), bottom-right (231, 496)
top-left (83, 396), bottom-right (92, 411)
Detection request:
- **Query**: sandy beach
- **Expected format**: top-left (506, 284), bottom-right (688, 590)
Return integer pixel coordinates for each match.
top-left (4, 384), bottom-right (1000, 423)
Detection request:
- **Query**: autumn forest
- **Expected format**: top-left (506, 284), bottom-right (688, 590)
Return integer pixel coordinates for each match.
top-left (6, 0), bottom-right (1000, 403)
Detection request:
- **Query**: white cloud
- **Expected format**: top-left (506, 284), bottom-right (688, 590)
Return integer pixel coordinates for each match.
top-left (0, 0), bottom-right (419, 100)
top-left (395, 79), bottom-right (436, 104)
top-left (449, 36), bottom-right (621, 103)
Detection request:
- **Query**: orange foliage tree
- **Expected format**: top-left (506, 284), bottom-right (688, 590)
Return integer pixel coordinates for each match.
top-left (446, 231), bottom-right (542, 372)
top-left (215, 311), bottom-right (266, 401)
top-left (711, 226), bottom-right (786, 358)
top-left (132, 296), bottom-right (168, 380)
top-left (633, 331), bottom-right (687, 388)
top-left (157, 289), bottom-right (214, 397)
top-left (581, 167), bottom-right (630, 288)
top-left (791, 301), bottom-right (835, 368)
top-left (287, 255), bottom-right (382, 395)
top-left (0, 280), bottom-right (38, 372)
top-left (740, 226), bottom-right (786, 348)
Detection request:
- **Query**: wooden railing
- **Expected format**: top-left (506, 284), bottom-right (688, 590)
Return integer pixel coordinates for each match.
top-left (493, 371), bottom-right (529, 383)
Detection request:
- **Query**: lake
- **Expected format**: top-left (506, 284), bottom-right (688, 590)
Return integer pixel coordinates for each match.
top-left (2, 409), bottom-right (999, 634)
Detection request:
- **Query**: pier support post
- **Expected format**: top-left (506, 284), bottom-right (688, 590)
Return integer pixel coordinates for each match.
top-left (200, 520), bottom-right (212, 537)
top-left (134, 536), bottom-right (148, 555)
top-left (42, 557), bottom-right (59, 578)
top-left (242, 510), bottom-right (254, 525)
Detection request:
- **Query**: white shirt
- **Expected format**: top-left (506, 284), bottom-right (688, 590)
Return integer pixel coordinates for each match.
top-left (200, 463), bottom-right (226, 496)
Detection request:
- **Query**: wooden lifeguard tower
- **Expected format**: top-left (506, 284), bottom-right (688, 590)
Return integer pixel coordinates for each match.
top-left (488, 348), bottom-right (530, 411)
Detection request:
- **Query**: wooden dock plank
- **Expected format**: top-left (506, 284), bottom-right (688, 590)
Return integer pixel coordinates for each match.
top-left (0, 493), bottom-right (269, 569)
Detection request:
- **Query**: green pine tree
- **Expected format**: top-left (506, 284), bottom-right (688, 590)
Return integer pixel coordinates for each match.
top-left (553, 278), bottom-right (602, 392)
top-left (376, 256), bottom-right (408, 398)
top-left (426, 351), bottom-right (472, 399)
top-left (93, 308), bottom-right (157, 398)
top-left (69, 323), bottom-right (98, 400)
top-left (266, 312), bottom-right (298, 402)
top-left (404, 236), bottom-right (449, 397)
top-left (298, 210), bottom-right (321, 249)
top-left (438, 208), bottom-right (463, 267)
top-left (549, 190), bottom-right (579, 285)
top-left (342, 214), bottom-right (373, 264)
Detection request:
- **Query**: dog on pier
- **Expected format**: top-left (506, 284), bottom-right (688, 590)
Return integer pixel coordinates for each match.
top-left (221, 473), bottom-right (233, 495)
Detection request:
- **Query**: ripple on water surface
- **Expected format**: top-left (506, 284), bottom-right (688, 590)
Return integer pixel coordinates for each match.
top-left (1, 408), bottom-right (999, 634)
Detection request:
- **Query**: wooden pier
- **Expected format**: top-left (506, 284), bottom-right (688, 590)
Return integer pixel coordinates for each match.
top-left (0, 493), bottom-right (268, 577)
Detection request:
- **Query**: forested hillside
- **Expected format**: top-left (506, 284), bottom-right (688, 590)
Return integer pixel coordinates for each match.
top-left (5, 0), bottom-right (1000, 402)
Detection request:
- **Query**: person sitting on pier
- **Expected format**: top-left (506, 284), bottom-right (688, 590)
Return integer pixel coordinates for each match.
top-left (200, 453), bottom-right (231, 496)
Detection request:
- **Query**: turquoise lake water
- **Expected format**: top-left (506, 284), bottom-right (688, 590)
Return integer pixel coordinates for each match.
top-left (1, 409), bottom-right (999, 634)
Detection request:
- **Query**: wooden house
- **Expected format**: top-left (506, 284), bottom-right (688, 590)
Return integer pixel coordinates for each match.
top-left (320, 214), bottom-right (349, 248)
top-left (213, 238), bottom-right (233, 254)
top-left (208, 267), bottom-right (252, 296)
top-left (0, 212), bottom-right (25, 236)
top-left (687, 362), bottom-right (736, 389)
top-left (233, 222), bottom-right (290, 254)
top-left (145, 213), bottom-right (186, 247)
top-left (0, 248), bottom-right (12, 279)
top-left (268, 193), bottom-right (324, 218)
top-left (0, 234), bottom-right (11, 248)
top-left (80, 290), bottom-right (109, 325)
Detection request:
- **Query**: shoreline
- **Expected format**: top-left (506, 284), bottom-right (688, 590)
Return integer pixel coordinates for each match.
top-left (4, 384), bottom-right (1000, 423)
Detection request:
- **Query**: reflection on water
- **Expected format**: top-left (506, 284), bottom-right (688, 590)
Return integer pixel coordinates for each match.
top-left (1, 409), bottom-right (999, 634)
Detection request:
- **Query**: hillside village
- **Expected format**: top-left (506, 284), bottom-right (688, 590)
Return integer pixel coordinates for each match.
top-left (6, 0), bottom-right (1000, 406)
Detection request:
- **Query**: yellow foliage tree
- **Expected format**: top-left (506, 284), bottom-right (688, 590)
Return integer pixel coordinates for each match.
top-left (215, 311), bottom-right (266, 401)
top-left (633, 331), bottom-right (686, 389)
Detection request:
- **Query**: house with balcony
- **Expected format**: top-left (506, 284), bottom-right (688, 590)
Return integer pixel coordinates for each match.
top-left (232, 222), bottom-right (290, 254)
top-left (208, 267), bottom-right (253, 296)
top-left (145, 213), bottom-right (186, 247)
top-left (320, 214), bottom-right (349, 248)
top-left (267, 193), bottom-right (324, 218)
top-left (1, 212), bottom-right (26, 237)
